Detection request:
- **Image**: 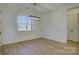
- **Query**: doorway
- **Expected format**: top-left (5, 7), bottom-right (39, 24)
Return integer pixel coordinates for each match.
top-left (67, 7), bottom-right (79, 42)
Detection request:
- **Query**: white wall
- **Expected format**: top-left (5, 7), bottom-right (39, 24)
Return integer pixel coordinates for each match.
top-left (1, 4), bottom-right (41, 45)
top-left (1, 3), bottom-right (79, 44)
top-left (41, 4), bottom-right (79, 43)
top-left (41, 7), bottom-right (67, 43)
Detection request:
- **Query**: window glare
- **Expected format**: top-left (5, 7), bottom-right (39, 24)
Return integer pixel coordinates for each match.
top-left (17, 16), bottom-right (27, 23)
top-left (17, 15), bottom-right (32, 31)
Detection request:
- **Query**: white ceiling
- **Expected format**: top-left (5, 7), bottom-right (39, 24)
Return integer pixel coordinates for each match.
top-left (18, 3), bottom-right (65, 13)
top-left (0, 3), bottom-right (76, 15)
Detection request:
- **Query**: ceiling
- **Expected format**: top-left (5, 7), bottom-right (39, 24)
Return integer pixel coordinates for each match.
top-left (0, 3), bottom-right (76, 15)
top-left (18, 3), bottom-right (66, 13)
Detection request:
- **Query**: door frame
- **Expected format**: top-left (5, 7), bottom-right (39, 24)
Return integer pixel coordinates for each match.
top-left (0, 12), bottom-right (4, 45)
top-left (67, 6), bottom-right (79, 42)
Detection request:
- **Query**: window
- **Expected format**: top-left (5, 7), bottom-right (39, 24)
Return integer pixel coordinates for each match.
top-left (17, 15), bottom-right (32, 31)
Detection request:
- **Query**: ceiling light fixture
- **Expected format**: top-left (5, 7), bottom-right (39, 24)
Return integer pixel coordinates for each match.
top-left (29, 3), bottom-right (40, 21)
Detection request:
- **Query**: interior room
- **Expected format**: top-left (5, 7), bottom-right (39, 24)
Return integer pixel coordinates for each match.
top-left (0, 3), bottom-right (79, 55)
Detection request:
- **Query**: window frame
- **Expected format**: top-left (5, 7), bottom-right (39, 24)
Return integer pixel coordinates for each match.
top-left (17, 15), bottom-right (33, 31)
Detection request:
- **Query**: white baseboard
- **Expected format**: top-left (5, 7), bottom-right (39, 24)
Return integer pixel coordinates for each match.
top-left (1, 36), bottom-right (41, 45)
top-left (42, 36), bottom-right (67, 43)
top-left (1, 36), bottom-right (67, 45)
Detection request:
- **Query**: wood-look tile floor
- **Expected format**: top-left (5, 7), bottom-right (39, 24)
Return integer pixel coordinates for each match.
top-left (1, 38), bottom-right (79, 55)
